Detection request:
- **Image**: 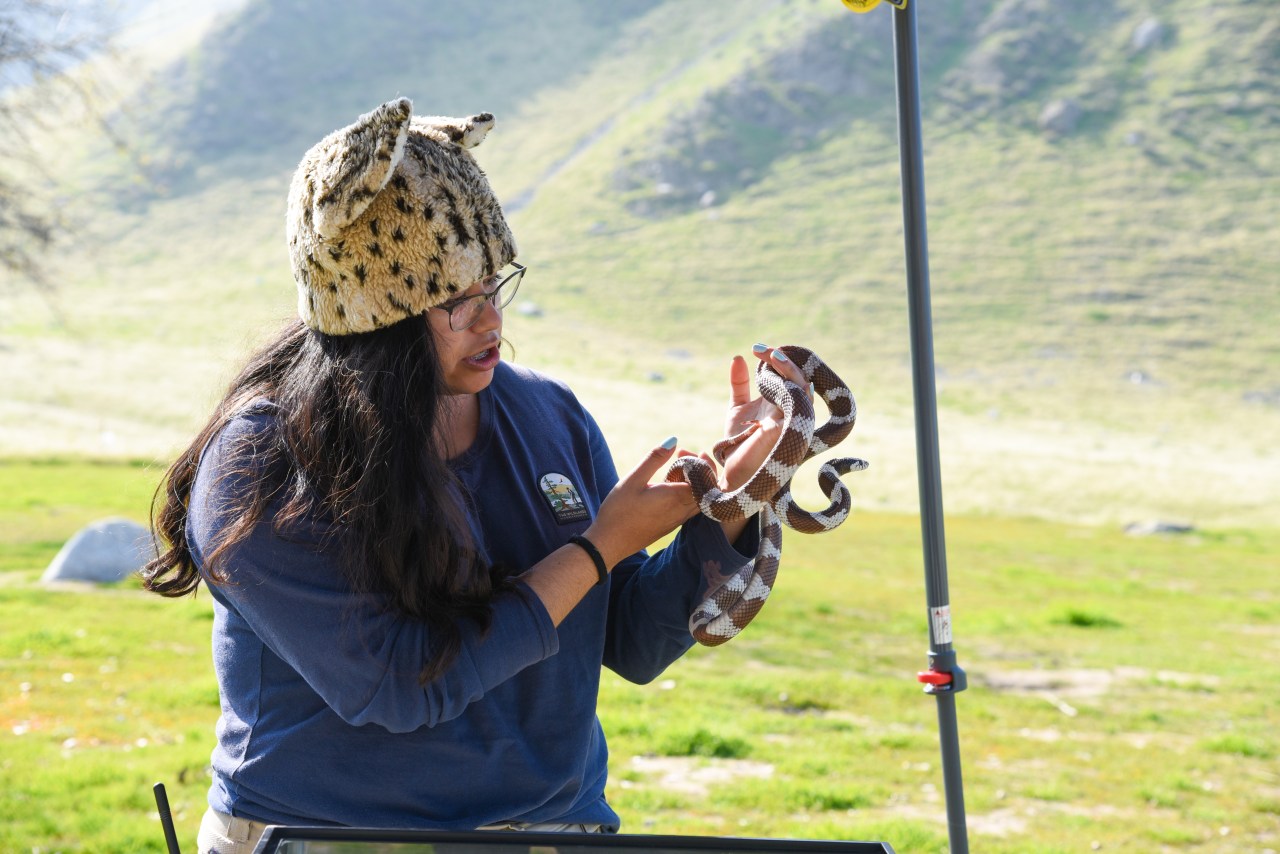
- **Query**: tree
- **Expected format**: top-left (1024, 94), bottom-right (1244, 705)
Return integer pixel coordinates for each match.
top-left (0, 0), bottom-right (121, 294)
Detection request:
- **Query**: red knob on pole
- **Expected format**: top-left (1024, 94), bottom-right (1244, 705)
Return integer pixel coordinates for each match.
top-left (917, 670), bottom-right (953, 686)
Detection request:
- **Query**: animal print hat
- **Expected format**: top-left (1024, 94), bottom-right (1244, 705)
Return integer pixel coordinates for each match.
top-left (286, 98), bottom-right (517, 335)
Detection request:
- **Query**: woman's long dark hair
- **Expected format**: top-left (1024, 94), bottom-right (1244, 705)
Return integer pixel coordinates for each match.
top-left (142, 315), bottom-right (508, 684)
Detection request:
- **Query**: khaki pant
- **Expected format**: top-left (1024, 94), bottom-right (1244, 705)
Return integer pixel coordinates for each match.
top-left (197, 808), bottom-right (270, 854)
top-left (197, 806), bottom-right (605, 852)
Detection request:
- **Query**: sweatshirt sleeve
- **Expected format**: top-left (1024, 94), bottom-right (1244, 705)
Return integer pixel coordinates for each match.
top-left (584, 416), bottom-right (762, 684)
top-left (189, 413), bottom-right (559, 733)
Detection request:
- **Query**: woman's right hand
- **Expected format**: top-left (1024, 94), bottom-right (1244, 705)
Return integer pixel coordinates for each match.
top-left (584, 438), bottom-right (700, 570)
top-left (522, 438), bottom-right (708, 625)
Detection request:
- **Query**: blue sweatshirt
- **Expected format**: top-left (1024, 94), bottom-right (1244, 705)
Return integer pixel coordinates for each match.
top-left (188, 361), bottom-right (757, 830)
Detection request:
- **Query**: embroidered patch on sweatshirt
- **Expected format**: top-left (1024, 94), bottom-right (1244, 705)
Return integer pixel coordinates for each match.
top-left (538, 472), bottom-right (590, 524)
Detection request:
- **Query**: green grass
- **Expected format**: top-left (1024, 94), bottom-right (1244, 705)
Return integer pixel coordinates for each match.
top-left (2, 460), bottom-right (1278, 851)
top-left (0, 459), bottom-right (163, 573)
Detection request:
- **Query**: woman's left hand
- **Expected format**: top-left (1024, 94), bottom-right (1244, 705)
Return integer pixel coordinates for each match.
top-left (719, 343), bottom-right (811, 493)
top-left (701, 344), bottom-right (810, 548)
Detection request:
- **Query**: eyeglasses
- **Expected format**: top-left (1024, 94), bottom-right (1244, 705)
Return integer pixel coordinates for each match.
top-left (435, 262), bottom-right (526, 332)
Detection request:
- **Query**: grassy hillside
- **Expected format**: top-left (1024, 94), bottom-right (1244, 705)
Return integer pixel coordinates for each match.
top-left (1, 0), bottom-right (1276, 526)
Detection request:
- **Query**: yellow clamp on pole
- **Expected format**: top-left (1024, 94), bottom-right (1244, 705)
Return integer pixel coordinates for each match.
top-left (839, 0), bottom-right (907, 12)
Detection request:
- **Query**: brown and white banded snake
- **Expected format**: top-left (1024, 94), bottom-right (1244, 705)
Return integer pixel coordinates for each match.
top-left (667, 345), bottom-right (868, 646)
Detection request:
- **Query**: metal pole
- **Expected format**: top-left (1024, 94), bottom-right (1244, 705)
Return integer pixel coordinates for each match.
top-left (889, 3), bottom-right (970, 852)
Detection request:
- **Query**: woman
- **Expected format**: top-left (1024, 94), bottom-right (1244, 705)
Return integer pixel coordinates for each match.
top-left (143, 99), bottom-right (809, 852)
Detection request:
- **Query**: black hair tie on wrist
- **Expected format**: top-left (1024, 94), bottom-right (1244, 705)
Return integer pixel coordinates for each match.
top-left (568, 534), bottom-right (608, 586)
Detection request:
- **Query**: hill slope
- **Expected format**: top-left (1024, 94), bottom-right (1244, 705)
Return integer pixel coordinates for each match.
top-left (2, 0), bottom-right (1276, 526)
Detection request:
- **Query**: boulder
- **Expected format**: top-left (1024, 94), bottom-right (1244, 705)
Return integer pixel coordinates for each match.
top-left (1038, 98), bottom-right (1081, 136)
top-left (1130, 18), bottom-right (1166, 54)
top-left (42, 518), bottom-right (154, 584)
top-left (1124, 521), bottom-right (1194, 537)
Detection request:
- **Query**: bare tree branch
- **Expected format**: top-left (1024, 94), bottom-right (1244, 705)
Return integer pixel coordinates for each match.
top-left (0, 0), bottom-right (123, 296)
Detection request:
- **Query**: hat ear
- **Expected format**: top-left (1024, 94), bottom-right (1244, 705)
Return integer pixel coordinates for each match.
top-left (410, 112), bottom-right (496, 150)
top-left (310, 98), bottom-right (413, 239)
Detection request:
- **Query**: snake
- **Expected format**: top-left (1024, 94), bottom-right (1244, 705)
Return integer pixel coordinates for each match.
top-left (667, 346), bottom-right (868, 647)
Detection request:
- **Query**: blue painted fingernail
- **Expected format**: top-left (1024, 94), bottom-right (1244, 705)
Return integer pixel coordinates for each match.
top-left (752, 343), bottom-right (768, 354)
top-left (661, 436), bottom-right (678, 450)
top-left (773, 350), bottom-right (789, 363)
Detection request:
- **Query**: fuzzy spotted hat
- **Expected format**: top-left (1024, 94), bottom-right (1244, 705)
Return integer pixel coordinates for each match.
top-left (286, 98), bottom-right (517, 335)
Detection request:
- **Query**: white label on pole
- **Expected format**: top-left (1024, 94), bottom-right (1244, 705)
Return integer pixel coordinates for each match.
top-left (930, 605), bottom-right (952, 644)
